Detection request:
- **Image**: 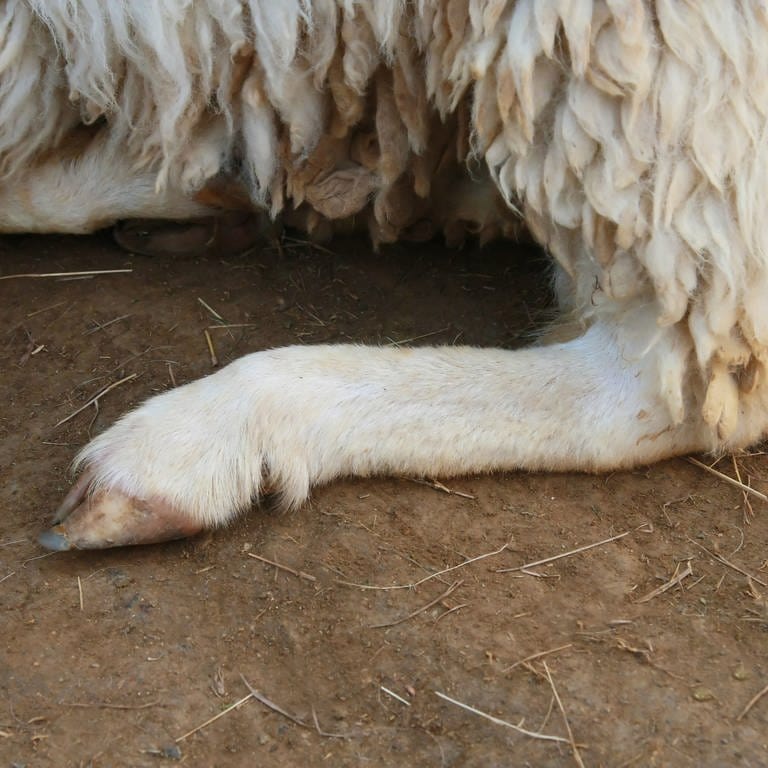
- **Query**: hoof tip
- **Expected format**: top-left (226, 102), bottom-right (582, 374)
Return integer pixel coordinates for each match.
top-left (38, 527), bottom-right (72, 551)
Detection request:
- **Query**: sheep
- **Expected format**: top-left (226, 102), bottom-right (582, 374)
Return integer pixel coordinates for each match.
top-left (3, 1), bottom-right (765, 549)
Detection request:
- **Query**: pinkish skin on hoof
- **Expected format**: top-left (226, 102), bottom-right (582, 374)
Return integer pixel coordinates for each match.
top-left (39, 470), bottom-right (203, 551)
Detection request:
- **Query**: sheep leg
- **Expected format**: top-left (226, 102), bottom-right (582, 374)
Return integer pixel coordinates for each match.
top-left (40, 314), bottom-right (710, 550)
top-left (0, 132), bottom-right (210, 234)
top-left (0, 128), bottom-right (267, 253)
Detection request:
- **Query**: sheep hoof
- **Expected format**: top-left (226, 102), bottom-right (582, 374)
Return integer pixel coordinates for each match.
top-left (113, 211), bottom-right (263, 257)
top-left (39, 479), bottom-right (202, 550)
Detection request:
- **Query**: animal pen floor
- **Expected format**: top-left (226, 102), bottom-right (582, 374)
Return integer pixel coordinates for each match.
top-left (1, 231), bottom-right (767, 768)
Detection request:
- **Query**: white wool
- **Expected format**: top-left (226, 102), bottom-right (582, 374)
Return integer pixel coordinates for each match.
top-left (392, 36), bottom-right (430, 153)
top-left (341, 5), bottom-right (379, 95)
top-left (0, 0), bottom-right (767, 457)
top-left (0, 2), bottom-right (78, 175)
top-left (306, 0), bottom-right (338, 87)
top-left (359, 0), bottom-right (404, 59)
top-left (241, 68), bottom-right (279, 203)
top-left (559, 0), bottom-right (593, 76)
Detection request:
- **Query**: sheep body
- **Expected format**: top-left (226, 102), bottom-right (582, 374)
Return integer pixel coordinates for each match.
top-left (3, 2), bottom-right (767, 546)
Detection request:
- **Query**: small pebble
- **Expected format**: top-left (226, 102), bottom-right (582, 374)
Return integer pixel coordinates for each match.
top-left (691, 686), bottom-right (715, 702)
top-left (733, 664), bottom-right (749, 681)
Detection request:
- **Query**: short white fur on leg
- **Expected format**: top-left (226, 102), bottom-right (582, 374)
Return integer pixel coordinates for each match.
top-left (0, 133), bottom-right (210, 233)
top-left (74, 308), bottom-right (715, 530)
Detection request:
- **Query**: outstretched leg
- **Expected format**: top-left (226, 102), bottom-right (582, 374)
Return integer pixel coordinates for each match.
top-left (41, 310), bottom-right (713, 549)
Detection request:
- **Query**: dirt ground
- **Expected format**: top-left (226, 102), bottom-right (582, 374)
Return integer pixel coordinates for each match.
top-left (1, 230), bottom-right (767, 767)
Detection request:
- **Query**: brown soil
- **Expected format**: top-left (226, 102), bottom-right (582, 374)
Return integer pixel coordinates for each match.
top-left (1, 231), bottom-right (767, 767)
